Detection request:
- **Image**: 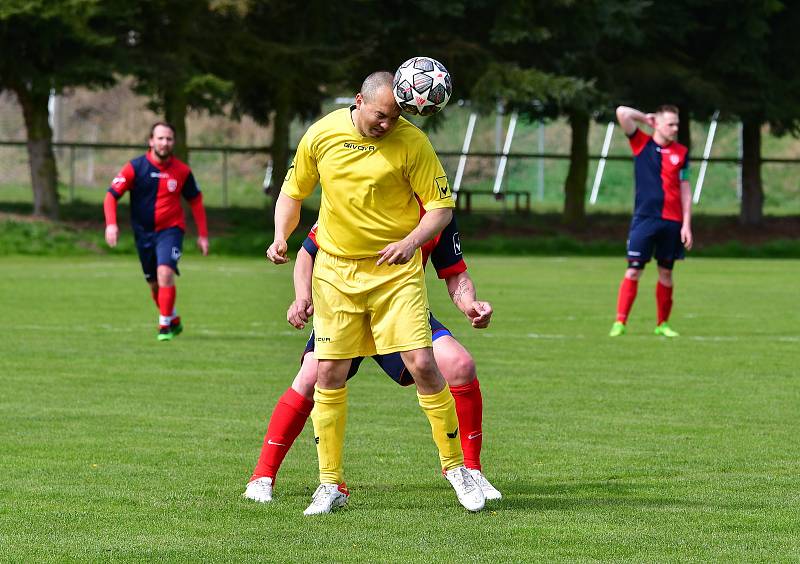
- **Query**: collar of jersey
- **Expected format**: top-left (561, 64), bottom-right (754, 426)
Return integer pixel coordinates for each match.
top-left (346, 104), bottom-right (399, 142)
top-left (146, 150), bottom-right (173, 170)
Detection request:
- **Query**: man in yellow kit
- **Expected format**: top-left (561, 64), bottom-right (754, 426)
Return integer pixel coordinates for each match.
top-left (265, 71), bottom-right (486, 515)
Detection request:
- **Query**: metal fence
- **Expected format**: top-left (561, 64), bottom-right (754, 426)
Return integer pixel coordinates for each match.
top-left (1, 140), bottom-right (799, 213)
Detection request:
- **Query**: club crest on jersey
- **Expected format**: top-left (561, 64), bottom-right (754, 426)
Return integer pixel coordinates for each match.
top-left (167, 179), bottom-right (178, 192)
top-left (669, 154), bottom-right (680, 165)
top-left (435, 176), bottom-right (451, 199)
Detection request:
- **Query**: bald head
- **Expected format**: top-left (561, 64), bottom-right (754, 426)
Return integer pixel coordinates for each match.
top-left (360, 71), bottom-right (394, 103)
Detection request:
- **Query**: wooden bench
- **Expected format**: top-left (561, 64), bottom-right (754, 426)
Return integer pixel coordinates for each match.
top-left (453, 190), bottom-right (531, 214)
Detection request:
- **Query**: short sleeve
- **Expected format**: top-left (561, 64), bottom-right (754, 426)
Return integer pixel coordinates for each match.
top-left (627, 128), bottom-right (650, 156)
top-left (281, 131), bottom-right (320, 200)
top-left (680, 159), bottom-right (691, 181)
top-left (407, 136), bottom-right (454, 212)
top-left (108, 161), bottom-right (135, 198)
top-left (302, 223), bottom-right (320, 257)
top-left (181, 172), bottom-right (201, 200)
top-left (431, 215), bottom-right (467, 279)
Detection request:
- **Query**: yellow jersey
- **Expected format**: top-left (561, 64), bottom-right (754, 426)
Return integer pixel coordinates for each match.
top-left (281, 107), bottom-right (454, 258)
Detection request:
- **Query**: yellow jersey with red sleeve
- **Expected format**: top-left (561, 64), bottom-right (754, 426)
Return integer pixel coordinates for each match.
top-left (280, 107), bottom-right (454, 259)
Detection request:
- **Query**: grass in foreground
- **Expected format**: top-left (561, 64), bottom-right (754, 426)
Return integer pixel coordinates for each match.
top-left (1, 256), bottom-right (799, 561)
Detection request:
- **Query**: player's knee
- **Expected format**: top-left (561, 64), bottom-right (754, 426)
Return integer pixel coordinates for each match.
top-left (405, 357), bottom-right (441, 386)
top-left (293, 354), bottom-right (318, 399)
top-left (156, 266), bottom-right (175, 286)
top-left (625, 267), bottom-right (643, 280)
top-left (442, 353), bottom-right (476, 387)
top-left (317, 360), bottom-right (349, 389)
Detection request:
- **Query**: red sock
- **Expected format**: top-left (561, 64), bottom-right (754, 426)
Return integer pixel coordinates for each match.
top-left (250, 387), bottom-right (314, 483)
top-left (656, 281), bottom-right (673, 325)
top-left (450, 379), bottom-right (483, 471)
top-left (616, 277), bottom-right (638, 323)
top-left (158, 286), bottom-right (176, 323)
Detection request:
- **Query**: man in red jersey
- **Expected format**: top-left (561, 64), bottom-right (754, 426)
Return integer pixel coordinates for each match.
top-left (245, 216), bottom-right (501, 505)
top-left (610, 105), bottom-right (693, 338)
top-left (104, 122), bottom-right (209, 341)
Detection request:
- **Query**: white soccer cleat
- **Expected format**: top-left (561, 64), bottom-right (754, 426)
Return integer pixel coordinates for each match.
top-left (444, 466), bottom-right (485, 512)
top-left (243, 477), bottom-right (274, 503)
top-left (468, 469), bottom-right (502, 501)
top-left (303, 483), bottom-right (349, 516)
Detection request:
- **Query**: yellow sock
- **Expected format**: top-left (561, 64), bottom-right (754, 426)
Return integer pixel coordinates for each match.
top-left (417, 384), bottom-right (464, 471)
top-left (311, 385), bottom-right (348, 484)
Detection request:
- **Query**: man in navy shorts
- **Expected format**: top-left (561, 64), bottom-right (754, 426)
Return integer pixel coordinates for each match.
top-left (610, 105), bottom-right (693, 338)
top-left (104, 122), bottom-right (209, 341)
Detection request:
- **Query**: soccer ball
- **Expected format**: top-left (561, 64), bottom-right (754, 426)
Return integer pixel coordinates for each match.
top-left (393, 57), bottom-right (452, 116)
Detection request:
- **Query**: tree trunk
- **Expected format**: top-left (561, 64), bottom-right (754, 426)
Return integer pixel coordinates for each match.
top-left (677, 103), bottom-right (691, 153)
top-left (15, 86), bottom-right (59, 218)
top-left (563, 109), bottom-right (589, 225)
top-left (740, 118), bottom-right (763, 225)
top-left (268, 82), bottom-right (292, 225)
top-left (163, 86), bottom-right (189, 163)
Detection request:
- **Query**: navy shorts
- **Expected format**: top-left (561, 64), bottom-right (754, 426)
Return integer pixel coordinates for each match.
top-left (626, 216), bottom-right (684, 269)
top-left (135, 226), bottom-right (184, 282)
top-left (302, 313), bottom-right (453, 386)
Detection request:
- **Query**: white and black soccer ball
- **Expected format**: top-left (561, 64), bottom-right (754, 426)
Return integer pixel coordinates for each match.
top-left (393, 56), bottom-right (452, 116)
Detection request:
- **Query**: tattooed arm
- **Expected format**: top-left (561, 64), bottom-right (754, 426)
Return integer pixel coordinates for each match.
top-left (445, 271), bottom-right (493, 329)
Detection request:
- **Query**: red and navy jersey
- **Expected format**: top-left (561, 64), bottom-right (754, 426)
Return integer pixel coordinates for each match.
top-left (303, 213), bottom-right (467, 279)
top-left (108, 151), bottom-right (202, 234)
top-left (628, 129), bottom-right (689, 222)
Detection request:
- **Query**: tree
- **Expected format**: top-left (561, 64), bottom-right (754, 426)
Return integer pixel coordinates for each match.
top-left (120, 0), bottom-right (232, 162)
top-left (223, 0), bottom-right (356, 219)
top-left (662, 0), bottom-right (787, 225)
top-left (0, 1), bottom-right (126, 218)
top-left (470, 0), bottom-right (646, 224)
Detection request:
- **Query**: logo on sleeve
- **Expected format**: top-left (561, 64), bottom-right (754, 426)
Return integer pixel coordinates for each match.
top-left (112, 176), bottom-right (126, 187)
top-left (452, 233), bottom-right (462, 255)
top-left (435, 176), bottom-right (450, 199)
top-left (285, 164), bottom-right (294, 182)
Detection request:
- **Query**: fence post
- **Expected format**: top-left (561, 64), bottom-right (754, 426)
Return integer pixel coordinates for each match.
top-left (69, 145), bottom-right (75, 202)
top-left (537, 120), bottom-right (545, 201)
top-left (453, 112), bottom-right (477, 196)
top-left (693, 110), bottom-right (720, 204)
top-left (222, 149), bottom-right (228, 208)
top-left (493, 112), bottom-right (518, 195)
top-left (589, 121), bottom-right (615, 205)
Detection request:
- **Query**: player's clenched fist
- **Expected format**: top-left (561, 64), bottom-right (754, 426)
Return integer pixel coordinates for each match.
top-left (105, 224), bottom-right (119, 247)
top-left (287, 298), bottom-right (314, 329)
top-left (266, 239), bottom-right (289, 264)
top-left (466, 300), bottom-right (493, 329)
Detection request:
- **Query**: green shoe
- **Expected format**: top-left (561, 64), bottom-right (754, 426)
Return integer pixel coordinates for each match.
top-left (157, 326), bottom-right (174, 341)
top-left (654, 322), bottom-right (679, 338)
top-left (609, 321), bottom-right (626, 337)
top-left (170, 320), bottom-right (183, 337)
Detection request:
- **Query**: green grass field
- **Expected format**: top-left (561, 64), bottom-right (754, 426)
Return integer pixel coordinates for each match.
top-left (1, 255), bottom-right (799, 561)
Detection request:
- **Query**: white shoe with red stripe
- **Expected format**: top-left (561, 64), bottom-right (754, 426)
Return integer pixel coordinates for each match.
top-left (468, 469), bottom-right (502, 501)
top-left (303, 483), bottom-right (349, 515)
top-left (444, 466), bottom-right (485, 512)
top-left (243, 477), bottom-right (274, 503)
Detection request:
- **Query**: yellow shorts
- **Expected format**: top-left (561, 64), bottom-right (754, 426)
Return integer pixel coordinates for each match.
top-left (312, 249), bottom-right (432, 359)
